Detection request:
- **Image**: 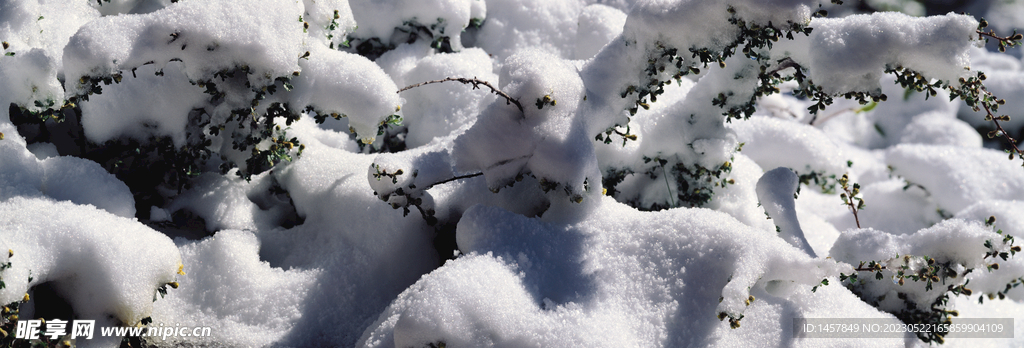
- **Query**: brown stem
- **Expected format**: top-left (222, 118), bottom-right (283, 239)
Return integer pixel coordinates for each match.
top-left (398, 77), bottom-right (524, 113)
top-left (854, 265), bottom-right (884, 272)
top-left (981, 101), bottom-right (1024, 160)
top-left (766, 57), bottom-right (801, 77)
top-left (431, 172), bottom-right (484, 187)
top-left (842, 185), bottom-right (861, 229)
top-left (977, 30), bottom-right (1023, 46)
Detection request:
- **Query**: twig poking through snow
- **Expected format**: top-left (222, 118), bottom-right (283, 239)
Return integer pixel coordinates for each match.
top-left (398, 77), bottom-right (524, 113)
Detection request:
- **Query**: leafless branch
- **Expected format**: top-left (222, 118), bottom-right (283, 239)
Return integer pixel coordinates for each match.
top-left (398, 77), bottom-right (524, 113)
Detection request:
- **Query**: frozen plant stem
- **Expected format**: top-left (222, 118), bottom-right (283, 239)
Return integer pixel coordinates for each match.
top-left (972, 22), bottom-right (1024, 162)
top-left (662, 163), bottom-right (676, 208)
top-left (981, 101), bottom-right (1024, 161)
top-left (838, 174), bottom-right (863, 228)
top-left (976, 23), bottom-right (1024, 53)
top-left (431, 172), bottom-right (484, 187)
top-left (765, 57), bottom-right (801, 77)
top-left (398, 77), bottom-right (524, 113)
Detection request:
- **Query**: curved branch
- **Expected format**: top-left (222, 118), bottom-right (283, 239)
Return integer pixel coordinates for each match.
top-left (399, 77), bottom-right (524, 112)
top-left (766, 57), bottom-right (802, 77)
top-left (431, 172), bottom-right (484, 187)
top-left (977, 29), bottom-right (1024, 52)
top-left (981, 101), bottom-right (1024, 160)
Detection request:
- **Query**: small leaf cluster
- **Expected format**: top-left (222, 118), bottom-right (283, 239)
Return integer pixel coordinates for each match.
top-left (946, 70), bottom-right (1024, 163)
top-left (535, 95), bottom-right (556, 109)
top-left (369, 164), bottom-right (443, 225)
top-left (618, 8), bottom-right (816, 123)
top-left (796, 169), bottom-right (839, 195)
top-left (2, 41), bottom-right (12, 57)
top-left (977, 216), bottom-right (1024, 304)
top-left (12, 99), bottom-right (76, 124)
top-left (243, 127), bottom-right (304, 180)
top-left (833, 220), bottom-right (1021, 344)
top-left (717, 311), bottom-right (745, 329)
top-left (632, 154), bottom-right (734, 210)
top-left (811, 278), bottom-right (829, 292)
top-left (377, 114), bottom-right (403, 137)
top-left (0, 251), bottom-right (34, 348)
top-left (888, 66), bottom-right (942, 99)
top-left (838, 255), bottom-right (967, 343)
top-left (977, 19), bottom-right (1024, 52)
top-left (349, 17), bottom-right (455, 59)
top-left (715, 294), bottom-right (756, 329)
top-left (74, 60), bottom-right (310, 182)
top-left (838, 173), bottom-right (864, 228)
top-left (594, 125), bottom-right (636, 146)
top-left (325, 10), bottom-right (349, 49)
top-left (980, 276), bottom-right (1024, 303)
top-left (1, 296), bottom-right (33, 348)
top-left (0, 250), bottom-right (10, 291)
top-left (371, 164), bottom-right (405, 185)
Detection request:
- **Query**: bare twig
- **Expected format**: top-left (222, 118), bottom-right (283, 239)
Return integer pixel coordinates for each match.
top-left (431, 172), bottom-right (484, 187)
top-left (839, 173), bottom-right (863, 229)
top-left (977, 28), bottom-right (1024, 52)
top-left (766, 57), bottom-right (801, 77)
top-left (398, 77), bottom-right (524, 113)
top-left (809, 106), bottom-right (856, 126)
top-left (611, 128), bottom-right (637, 140)
top-left (981, 101), bottom-right (1024, 161)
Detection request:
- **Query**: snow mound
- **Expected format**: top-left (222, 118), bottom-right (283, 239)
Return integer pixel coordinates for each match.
top-left (452, 50), bottom-right (598, 201)
top-left (886, 144), bottom-right (1024, 214)
top-left (807, 12), bottom-right (977, 94)
top-left (360, 198), bottom-right (872, 347)
top-left (149, 230), bottom-right (319, 347)
top-left (64, 0), bottom-right (305, 97)
top-left (0, 197), bottom-right (181, 347)
top-left (0, 138), bottom-right (135, 218)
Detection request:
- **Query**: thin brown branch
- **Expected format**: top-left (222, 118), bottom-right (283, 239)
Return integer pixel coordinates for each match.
top-left (766, 57), bottom-right (801, 77)
top-left (611, 128), bottom-right (637, 141)
top-left (843, 186), bottom-right (861, 229)
top-left (398, 77), bottom-right (524, 113)
top-left (977, 29), bottom-right (1024, 52)
top-left (981, 101), bottom-right (1024, 161)
top-left (839, 174), bottom-right (862, 229)
top-left (854, 265), bottom-right (884, 272)
top-left (431, 172), bottom-right (484, 187)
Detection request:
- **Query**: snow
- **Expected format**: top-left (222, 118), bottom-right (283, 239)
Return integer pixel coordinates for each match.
top-left (79, 62), bottom-right (207, 147)
top-left (0, 138), bottom-right (134, 218)
top-left (148, 229), bottom-right (319, 347)
top-left (391, 47), bottom-right (497, 147)
top-left (574, 4), bottom-right (627, 60)
top-left (806, 12), bottom-right (977, 94)
top-left (829, 219), bottom-right (1012, 315)
top-left (731, 116), bottom-right (848, 179)
top-left (475, 0), bottom-right (583, 59)
top-left (452, 49), bottom-right (598, 200)
top-left (290, 44), bottom-right (402, 143)
top-left (63, 0), bottom-right (306, 98)
top-left (0, 0), bottom-right (98, 115)
top-left (348, 0), bottom-right (475, 51)
top-left (361, 199), bottom-right (866, 347)
top-left (756, 167), bottom-right (817, 257)
top-left (0, 197), bottom-right (182, 347)
top-left (2, 0), bottom-right (1024, 347)
top-left (886, 144), bottom-right (1024, 214)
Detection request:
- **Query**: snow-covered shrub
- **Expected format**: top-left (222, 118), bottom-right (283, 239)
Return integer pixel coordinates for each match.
top-left (3, 0), bottom-right (1024, 347)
